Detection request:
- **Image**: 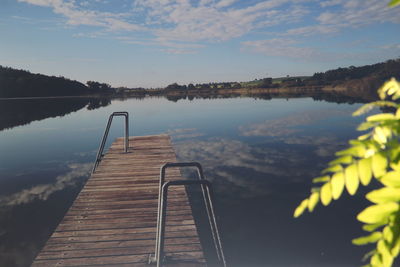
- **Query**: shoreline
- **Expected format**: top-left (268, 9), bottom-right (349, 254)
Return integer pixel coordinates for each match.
top-left (0, 82), bottom-right (378, 102)
top-left (0, 85), bottom-right (325, 100)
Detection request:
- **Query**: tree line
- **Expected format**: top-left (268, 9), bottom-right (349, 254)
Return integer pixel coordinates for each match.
top-left (307, 58), bottom-right (400, 85)
top-left (0, 66), bottom-right (114, 98)
top-left (163, 58), bottom-right (400, 90)
top-left (1, 58), bottom-right (399, 98)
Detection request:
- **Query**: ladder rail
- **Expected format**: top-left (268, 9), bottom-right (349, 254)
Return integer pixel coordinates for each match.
top-left (151, 162), bottom-right (226, 267)
top-left (92, 111), bottom-right (129, 173)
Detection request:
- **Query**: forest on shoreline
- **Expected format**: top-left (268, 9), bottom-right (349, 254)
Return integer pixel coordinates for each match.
top-left (1, 58), bottom-right (399, 99)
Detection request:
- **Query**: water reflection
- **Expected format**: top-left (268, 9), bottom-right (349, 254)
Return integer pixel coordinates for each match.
top-left (0, 90), bottom-right (370, 133)
top-left (0, 94), bottom-right (373, 266)
top-left (0, 97), bottom-right (111, 131)
top-left (174, 137), bottom-right (365, 266)
top-left (0, 163), bottom-right (91, 206)
top-left (239, 109), bottom-right (349, 137)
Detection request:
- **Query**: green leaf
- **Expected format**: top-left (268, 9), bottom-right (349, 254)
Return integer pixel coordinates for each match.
top-left (396, 108), bottom-right (400, 118)
top-left (329, 155), bottom-right (352, 166)
top-left (353, 103), bottom-right (375, 116)
top-left (363, 222), bottom-right (386, 232)
top-left (353, 101), bottom-right (398, 116)
top-left (310, 187), bottom-right (320, 193)
top-left (366, 188), bottom-right (400, 204)
top-left (352, 232), bottom-right (382, 245)
top-left (294, 198), bottom-right (308, 218)
top-left (331, 172), bottom-right (345, 200)
top-left (377, 240), bottom-right (393, 267)
top-left (320, 182), bottom-right (332, 206)
top-left (312, 176), bottom-right (330, 183)
top-left (357, 121), bottom-right (376, 131)
top-left (336, 146), bottom-right (366, 157)
top-left (373, 101), bottom-right (398, 108)
top-left (392, 238), bottom-right (400, 258)
top-left (391, 161), bottom-right (400, 171)
top-left (358, 158), bottom-right (373, 186)
top-left (367, 113), bottom-right (396, 122)
top-left (345, 164), bottom-right (359, 195)
top-left (371, 254), bottom-right (382, 266)
top-left (373, 126), bottom-right (388, 144)
top-left (372, 153), bottom-right (388, 178)
top-left (380, 171), bottom-right (400, 187)
top-left (389, 0), bottom-right (400, 7)
top-left (357, 202), bottom-right (399, 224)
top-left (383, 226), bottom-right (394, 243)
top-left (307, 192), bottom-right (319, 212)
top-left (349, 139), bottom-right (365, 146)
top-left (358, 133), bottom-right (371, 141)
top-left (322, 165), bottom-right (342, 174)
top-left (389, 145), bottom-right (400, 162)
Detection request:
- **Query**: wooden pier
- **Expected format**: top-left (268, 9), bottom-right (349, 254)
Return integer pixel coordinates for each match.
top-left (32, 135), bottom-right (206, 266)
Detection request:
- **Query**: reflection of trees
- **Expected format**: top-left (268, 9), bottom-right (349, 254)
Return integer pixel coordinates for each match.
top-left (162, 90), bottom-right (372, 104)
top-left (0, 97), bottom-right (111, 131)
top-left (86, 98), bottom-right (111, 110)
top-left (311, 92), bottom-right (368, 104)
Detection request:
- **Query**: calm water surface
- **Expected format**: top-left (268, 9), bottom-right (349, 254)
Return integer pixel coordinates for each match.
top-left (0, 96), bottom-right (373, 266)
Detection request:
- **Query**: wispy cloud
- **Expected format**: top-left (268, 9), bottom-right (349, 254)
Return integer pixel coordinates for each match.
top-left (239, 109), bottom-right (349, 137)
top-left (18, 0), bottom-right (143, 31)
top-left (167, 128), bottom-right (205, 139)
top-left (16, 0), bottom-right (400, 57)
top-left (286, 0), bottom-right (400, 37)
top-left (136, 0), bottom-right (308, 42)
top-left (175, 137), bottom-right (325, 197)
top-left (242, 38), bottom-right (325, 60)
top-left (0, 163), bottom-right (91, 206)
top-left (18, 0), bottom-right (309, 51)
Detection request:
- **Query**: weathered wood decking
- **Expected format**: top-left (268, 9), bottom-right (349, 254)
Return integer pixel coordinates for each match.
top-left (32, 135), bottom-right (205, 266)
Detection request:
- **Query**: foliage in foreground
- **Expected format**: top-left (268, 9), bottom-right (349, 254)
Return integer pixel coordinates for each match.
top-left (294, 78), bottom-right (400, 267)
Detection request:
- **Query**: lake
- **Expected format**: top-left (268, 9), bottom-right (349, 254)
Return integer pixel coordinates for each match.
top-left (0, 94), bottom-right (373, 266)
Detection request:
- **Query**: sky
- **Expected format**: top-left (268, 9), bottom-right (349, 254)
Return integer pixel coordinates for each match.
top-left (0, 0), bottom-right (399, 88)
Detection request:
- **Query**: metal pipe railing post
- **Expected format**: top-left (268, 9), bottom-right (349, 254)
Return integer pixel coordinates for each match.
top-left (153, 164), bottom-right (167, 261)
top-left (202, 180), bottom-right (226, 266)
top-left (92, 111), bottom-right (129, 173)
top-left (151, 162), bottom-right (226, 267)
top-left (156, 182), bottom-right (170, 267)
top-left (196, 164), bottom-right (225, 263)
top-left (124, 112), bottom-right (129, 153)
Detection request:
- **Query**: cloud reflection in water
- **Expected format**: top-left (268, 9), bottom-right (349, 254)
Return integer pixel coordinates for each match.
top-left (239, 109), bottom-right (350, 137)
top-left (175, 137), bottom-right (322, 198)
top-left (0, 163), bottom-right (91, 206)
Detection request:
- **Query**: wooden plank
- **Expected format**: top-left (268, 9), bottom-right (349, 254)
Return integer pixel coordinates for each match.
top-left (32, 135), bottom-right (206, 266)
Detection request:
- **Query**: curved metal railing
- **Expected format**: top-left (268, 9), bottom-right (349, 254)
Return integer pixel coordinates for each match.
top-left (92, 111), bottom-right (129, 173)
top-left (150, 162), bottom-right (226, 267)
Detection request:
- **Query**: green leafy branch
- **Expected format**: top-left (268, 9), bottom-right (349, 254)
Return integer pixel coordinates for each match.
top-left (389, 0), bottom-right (400, 7)
top-left (294, 78), bottom-right (400, 267)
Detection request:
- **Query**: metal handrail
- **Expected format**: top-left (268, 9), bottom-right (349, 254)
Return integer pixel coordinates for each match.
top-left (92, 111), bottom-right (129, 173)
top-left (150, 162), bottom-right (226, 267)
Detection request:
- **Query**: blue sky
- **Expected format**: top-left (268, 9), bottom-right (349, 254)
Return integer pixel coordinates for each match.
top-left (0, 0), bottom-right (399, 88)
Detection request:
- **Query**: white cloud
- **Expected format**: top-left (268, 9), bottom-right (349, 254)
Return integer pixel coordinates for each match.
top-left (0, 163), bottom-right (91, 206)
top-left (18, 0), bottom-right (143, 31)
top-left (287, 0), bottom-right (400, 37)
top-left (16, 0), bottom-right (400, 56)
top-left (381, 43), bottom-right (400, 50)
top-left (175, 137), bottom-right (324, 197)
top-left (134, 0), bottom-right (308, 43)
top-left (215, 0), bottom-right (237, 8)
top-left (239, 109), bottom-right (350, 137)
top-left (319, 0), bottom-right (343, 8)
top-left (242, 38), bottom-right (324, 60)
